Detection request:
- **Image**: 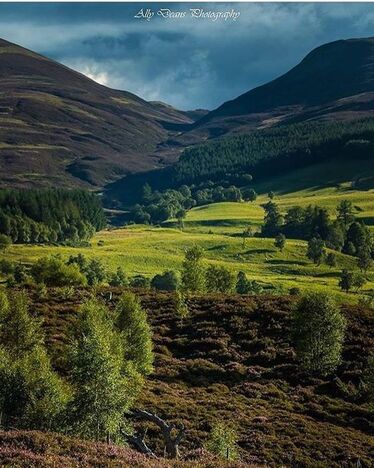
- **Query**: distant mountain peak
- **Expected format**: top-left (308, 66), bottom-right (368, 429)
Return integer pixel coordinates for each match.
top-left (196, 36), bottom-right (374, 131)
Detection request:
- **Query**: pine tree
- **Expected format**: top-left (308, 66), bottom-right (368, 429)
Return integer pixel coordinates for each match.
top-left (206, 422), bottom-right (239, 461)
top-left (337, 200), bottom-right (355, 226)
top-left (175, 290), bottom-right (189, 324)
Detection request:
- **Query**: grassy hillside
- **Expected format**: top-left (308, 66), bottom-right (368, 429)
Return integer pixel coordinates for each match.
top-left (16, 288), bottom-right (374, 466)
top-left (2, 223), bottom-right (372, 303)
top-left (3, 171), bottom-right (374, 302)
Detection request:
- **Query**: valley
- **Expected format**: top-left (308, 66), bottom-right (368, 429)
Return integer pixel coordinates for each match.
top-left (3, 181), bottom-right (374, 303)
top-left (0, 29), bottom-right (373, 467)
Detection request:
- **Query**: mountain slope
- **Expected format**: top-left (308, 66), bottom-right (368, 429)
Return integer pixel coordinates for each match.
top-left (189, 37), bottom-right (374, 139)
top-left (18, 288), bottom-right (374, 466)
top-left (0, 38), bottom-right (192, 188)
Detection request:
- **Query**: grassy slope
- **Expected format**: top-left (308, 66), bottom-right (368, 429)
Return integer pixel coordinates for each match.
top-left (2, 157), bottom-right (374, 302)
top-left (22, 289), bottom-right (374, 467)
top-left (3, 225), bottom-right (370, 303)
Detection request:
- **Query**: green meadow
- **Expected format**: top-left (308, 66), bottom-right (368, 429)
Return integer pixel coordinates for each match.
top-left (4, 175), bottom-right (374, 303)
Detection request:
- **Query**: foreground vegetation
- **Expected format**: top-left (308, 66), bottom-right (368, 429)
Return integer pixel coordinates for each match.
top-left (1, 287), bottom-right (371, 466)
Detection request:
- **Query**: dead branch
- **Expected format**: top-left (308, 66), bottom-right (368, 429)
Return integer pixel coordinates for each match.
top-left (120, 426), bottom-right (156, 458)
top-left (127, 409), bottom-right (186, 459)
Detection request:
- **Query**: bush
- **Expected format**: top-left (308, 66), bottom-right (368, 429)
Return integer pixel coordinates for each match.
top-left (274, 233), bottom-right (286, 251)
top-left (31, 256), bottom-right (87, 287)
top-left (206, 422), bottom-right (239, 461)
top-left (0, 259), bottom-right (14, 275)
top-left (206, 265), bottom-right (234, 293)
top-left (151, 270), bottom-right (179, 291)
top-left (85, 259), bottom-right (106, 286)
top-left (293, 292), bottom-right (346, 376)
top-left (0, 233), bottom-right (11, 251)
top-left (130, 275), bottom-right (150, 289)
top-left (108, 267), bottom-right (128, 287)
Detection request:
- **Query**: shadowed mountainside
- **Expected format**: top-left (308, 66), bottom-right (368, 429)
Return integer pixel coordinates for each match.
top-left (183, 37), bottom-right (374, 141)
top-left (0, 38), bottom-right (192, 188)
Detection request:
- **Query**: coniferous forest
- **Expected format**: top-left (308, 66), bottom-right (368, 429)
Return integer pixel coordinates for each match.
top-left (0, 189), bottom-right (106, 244)
top-left (173, 119), bottom-right (374, 185)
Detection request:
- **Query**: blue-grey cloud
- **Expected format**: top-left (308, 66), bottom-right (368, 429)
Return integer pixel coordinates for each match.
top-left (0, 3), bottom-right (373, 110)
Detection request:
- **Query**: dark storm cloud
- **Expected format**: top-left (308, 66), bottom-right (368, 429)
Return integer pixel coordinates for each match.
top-left (0, 3), bottom-right (373, 110)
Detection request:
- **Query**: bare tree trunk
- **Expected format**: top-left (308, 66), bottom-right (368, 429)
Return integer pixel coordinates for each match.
top-left (124, 409), bottom-right (186, 459)
top-left (121, 427), bottom-right (156, 458)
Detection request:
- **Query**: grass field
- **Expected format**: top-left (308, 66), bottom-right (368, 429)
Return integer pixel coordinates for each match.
top-left (3, 164), bottom-right (374, 303)
top-left (3, 224), bottom-right (373, 303)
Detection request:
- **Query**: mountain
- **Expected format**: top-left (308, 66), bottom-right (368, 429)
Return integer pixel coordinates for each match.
top-left (107, 37), bottom-right (374, 204)
top-left (149, 101), bottom-right (209, 123)
top-left (189, 37), bottom-right (374, 138)
top-left (0, 38), bottom-right (192, 188)
top-left (2, 36), bottom-right (374, 192)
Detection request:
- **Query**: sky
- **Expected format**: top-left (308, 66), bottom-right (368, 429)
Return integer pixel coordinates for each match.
top-left (0, 2), bottom-right (373, 110)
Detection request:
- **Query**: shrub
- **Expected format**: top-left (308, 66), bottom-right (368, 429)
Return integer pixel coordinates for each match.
top-left (236, 271), bottom-right (250, 294)
top-left (36, 282), bottom-right (48, 299)
top-left (129, 275), bottom-right (150, 289)
top-left (293, 292), bottom-right (346, 376)
top-left (206, 265), bottom-right (234, 293)
top-left (31, 256), bottom-right (86, 287)
top-left (339, 269), bottom-right (354, 293)
top-left (0, 259), bottom-right (14, 275)
top-left (289, 287), bottom-right (301, 296)
top-left (206, 422), bottom-right (239, 461)
top-left (84, 258), bottom-right (106, 286)
top-left (14, 263), bottom-right (29, 285)
top-left (0, 233), bottom-right (11, 251)
top-left (352, 272), bottom-right (367, 292)
top-left (108, 267), bottom-right (128, 287)
top-left (274, 233), bottom-right (286, 252)
top-left (151, 270), bottom-right (179, 291)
